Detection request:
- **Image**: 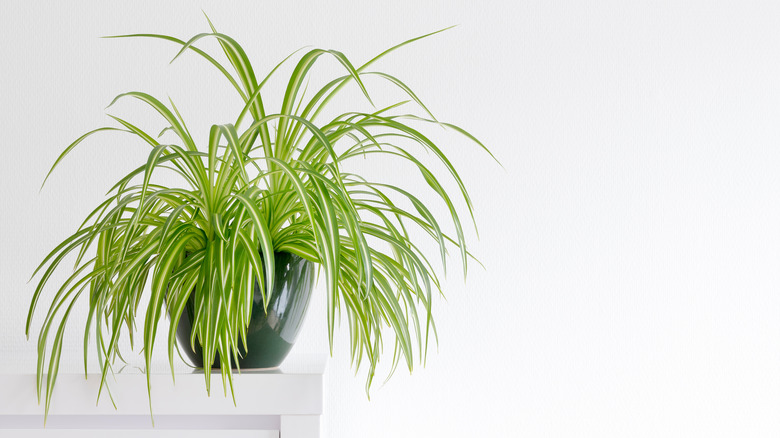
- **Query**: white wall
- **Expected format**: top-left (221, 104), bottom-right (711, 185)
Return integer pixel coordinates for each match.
top-left (2, 1), bottom-right (780, 436)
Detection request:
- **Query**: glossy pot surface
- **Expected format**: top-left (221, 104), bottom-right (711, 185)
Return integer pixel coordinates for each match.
top-left (175, 251), bottom-right (315, 369)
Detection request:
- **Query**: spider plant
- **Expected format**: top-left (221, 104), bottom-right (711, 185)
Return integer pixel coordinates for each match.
top-left (27, 16), bottom-right (495, 421)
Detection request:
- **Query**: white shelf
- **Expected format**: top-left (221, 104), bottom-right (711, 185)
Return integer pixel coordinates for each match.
top-left (0, 356), bottom-right (326, 437)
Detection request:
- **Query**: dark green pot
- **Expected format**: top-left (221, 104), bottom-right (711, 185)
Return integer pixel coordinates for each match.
top-left (175, 251), bottom-right (315, 369)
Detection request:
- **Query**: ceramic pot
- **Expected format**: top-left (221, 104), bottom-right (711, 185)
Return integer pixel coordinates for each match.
top-left (175, 251), bottom-right (315, 369)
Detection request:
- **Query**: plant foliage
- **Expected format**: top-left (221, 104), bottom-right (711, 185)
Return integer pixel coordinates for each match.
top-left (27, 16), bottom-right (495, 420)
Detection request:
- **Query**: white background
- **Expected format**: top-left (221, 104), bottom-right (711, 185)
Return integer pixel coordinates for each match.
top-left (2, 1), bottom-right (780, 436)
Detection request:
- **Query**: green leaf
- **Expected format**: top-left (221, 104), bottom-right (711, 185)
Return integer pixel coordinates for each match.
top-left (232, 192), bottom-right (275, 309)
top-left (40, 127), bottom-right (123, 190)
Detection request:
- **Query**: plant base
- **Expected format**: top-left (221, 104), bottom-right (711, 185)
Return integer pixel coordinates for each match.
top-left (174, 251), bottom-right (315, 370)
